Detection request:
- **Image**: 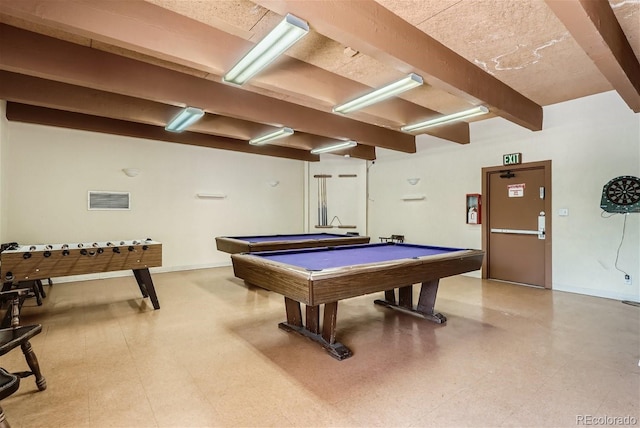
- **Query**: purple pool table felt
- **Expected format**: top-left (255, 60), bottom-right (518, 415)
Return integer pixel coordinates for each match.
top-left (252, 243), bottom-right (467, 271)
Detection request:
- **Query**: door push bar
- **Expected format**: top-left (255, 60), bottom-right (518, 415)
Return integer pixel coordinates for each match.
top-left (491, 212), bottom-right (546, 240)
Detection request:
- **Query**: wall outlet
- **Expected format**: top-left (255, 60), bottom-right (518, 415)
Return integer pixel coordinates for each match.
top-left (625, 274), bottom-right (632, 285)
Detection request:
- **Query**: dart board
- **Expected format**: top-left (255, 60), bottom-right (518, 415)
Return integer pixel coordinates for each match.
top-left (600, 176), bottom-right (640, 213)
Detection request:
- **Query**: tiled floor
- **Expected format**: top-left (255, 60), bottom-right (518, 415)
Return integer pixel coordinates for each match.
top-left (2, 267), bottom-right (638, 427)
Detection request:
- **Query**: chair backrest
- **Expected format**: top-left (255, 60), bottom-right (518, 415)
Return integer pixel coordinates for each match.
top-left (0, 289), bottom-right (31, 329)
top-left (0, 367), bottom-right (19, 400)
top-left (0, 243), bottom-right (19, 253)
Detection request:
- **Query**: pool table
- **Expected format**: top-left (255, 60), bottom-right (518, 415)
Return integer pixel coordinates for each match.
top-left (215, 233), bottom-right (370, 254)
top-left (231, 242), bottom-right (485, 360)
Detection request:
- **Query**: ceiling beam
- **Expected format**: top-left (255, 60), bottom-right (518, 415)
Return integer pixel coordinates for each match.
top-left (6, 103), bottom-right (321, 161)
top-left (0, 24), bottom-right (411, 153)
top-left (255, 0), bottom-right (543, 132)
top-left (545, 0), bottom-right (640, 113)
top-left (0, 70), bottom-right (375, 160)
top-left (0, 0), bottom-right (469, 144)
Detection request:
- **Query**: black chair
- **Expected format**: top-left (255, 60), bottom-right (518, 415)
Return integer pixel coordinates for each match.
top-left (0, 289), bottom-right (46, 392)
top-left (379, 234), bottom-right (405, 243)
top-left (0, 367), bottom-right (20, 428)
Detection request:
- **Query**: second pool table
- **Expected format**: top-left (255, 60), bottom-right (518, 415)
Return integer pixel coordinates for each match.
top-left (215, 232), bottom-right (370, 253)
top-left (231, 242), bottom-right (485, 360)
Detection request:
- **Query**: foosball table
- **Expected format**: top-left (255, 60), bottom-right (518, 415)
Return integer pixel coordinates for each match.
top-left (0, 239), bottom-right (162, 310)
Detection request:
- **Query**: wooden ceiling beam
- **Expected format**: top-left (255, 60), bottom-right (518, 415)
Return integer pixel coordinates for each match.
top-left (256, 0), bottom-right (543, 132)
top-left (545, 0), bottom-right (640, 113)
top-left (6, 102), bottom-right (320, 162)
top-left (0, 24), bottom-right (408, 153)
top-left (0, 0), bottom-right (469, 144)
top-left (0, 70), bottom-right (374, 160)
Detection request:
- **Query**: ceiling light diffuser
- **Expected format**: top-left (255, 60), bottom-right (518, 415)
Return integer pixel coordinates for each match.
top-left (249, 127), bottom-right (294, 145)
top-left (223, 14), bottom-right (309, 86)
top-left (165, 107), bottom-right (205, 132)
top-left (401, 106), bottom-right (490, 133)
top-left (310, 140), bottom-right (357, 155)
top-left (333, 73), bottom-right (423, 114)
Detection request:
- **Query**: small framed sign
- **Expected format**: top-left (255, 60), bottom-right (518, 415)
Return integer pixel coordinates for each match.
top-left (508, 184), bottom-right (525, 197)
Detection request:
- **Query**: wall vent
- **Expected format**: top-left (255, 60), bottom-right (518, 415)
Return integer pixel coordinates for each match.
top-left (88, 191), bottom-right (130, 210)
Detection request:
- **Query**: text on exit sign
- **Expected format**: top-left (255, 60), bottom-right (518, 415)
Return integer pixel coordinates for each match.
top-left (503, 153), bottom-right (522, 165)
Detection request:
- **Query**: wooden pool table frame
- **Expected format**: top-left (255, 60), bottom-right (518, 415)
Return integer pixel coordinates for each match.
top-left (231, 245), bottom-right (484, 360)
top-left (215, 234), bottom-right (370, 254)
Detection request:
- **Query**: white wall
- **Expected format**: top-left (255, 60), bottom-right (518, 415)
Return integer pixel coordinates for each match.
top-left (3, 91), bottom-right (638, 302)
top-left (306, 156), bottom-right (368, 236)
top-left (1, 121), bottom-right (305, 275)
top-left (369, 91), bottom-right (640, 302)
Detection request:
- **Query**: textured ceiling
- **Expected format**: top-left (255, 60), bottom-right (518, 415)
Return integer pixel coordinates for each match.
top-left (0, 0), bottom-right (638, 161)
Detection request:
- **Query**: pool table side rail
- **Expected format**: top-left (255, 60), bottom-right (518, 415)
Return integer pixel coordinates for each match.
top-left (231, 249), bottom-right (484, 306)
top-left (216, 237), bottom-right (252, 254)
top-left (303, 248), bottom-right (479, 277)
top-left (216, 235), bottom-right (370, 254)
top-left (231, 255), bottom-right (313, 304)
top-left (310, 250), bottom-right (484, 304)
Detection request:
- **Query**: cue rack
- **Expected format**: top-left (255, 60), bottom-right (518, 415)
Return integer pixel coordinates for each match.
top-left (314, 174), bottom-right (357, 229)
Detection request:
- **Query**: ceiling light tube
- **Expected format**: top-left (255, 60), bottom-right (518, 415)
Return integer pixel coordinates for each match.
top-left (333, 73), bottom-right (423, 114)
top-left (310, 140), bottom-right (357, 155)
top-left (223, 14), bottom-right (309, 86)
top-left (401, 106), bottom-right (489, 132)
top-left (249, 127), bottom-right (294, 145)
top-left (165, 107), bottom-right (205, 132)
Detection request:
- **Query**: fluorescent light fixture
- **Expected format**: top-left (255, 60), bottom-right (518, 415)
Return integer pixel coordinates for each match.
top-left (333, 73), bottom-right (423, 114)
top-left (165, 107), bottom-right (205, 132)
top-left (311, 140), bottom-right (357, 155)
top-left (401, 106), bottom-right (490, 132)
top-left (249, 127), bottom-right (294, 145)
top-left (223, 14), bottom-right (309, 86)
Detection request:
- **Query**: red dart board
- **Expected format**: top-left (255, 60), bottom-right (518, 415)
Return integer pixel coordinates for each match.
top-left (600, 176), bottom-right (640, 213)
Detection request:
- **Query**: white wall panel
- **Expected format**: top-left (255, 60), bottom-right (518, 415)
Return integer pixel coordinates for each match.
top-left (1, 122), bottom-right (304, 273)
top-left (307, 156), bottom-right (367, 236)
top-left (369, 91), bottom-right (639, 301)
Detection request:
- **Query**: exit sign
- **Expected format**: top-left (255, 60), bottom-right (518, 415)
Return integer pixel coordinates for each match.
top-left (503, 153), bottom-right (522, 165)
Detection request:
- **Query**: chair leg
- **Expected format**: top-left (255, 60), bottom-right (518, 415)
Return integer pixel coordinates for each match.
top-left (21, 341), bottom-right (46, 391)
top-left (37, 280), bottom-right (46, 299)
top-left (0, 404), bottom-right (11, 428)
top-left (32, 282), bottom-right (42, 306)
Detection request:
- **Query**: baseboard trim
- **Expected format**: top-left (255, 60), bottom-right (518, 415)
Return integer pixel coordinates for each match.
top-left (48, 261), bottom-right (232, 284)
top-left (553, 283), bottom-right (639, 303)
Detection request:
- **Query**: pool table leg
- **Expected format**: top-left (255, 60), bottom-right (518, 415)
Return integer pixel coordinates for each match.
top-left (279, 297), bottom-right (353, 360)
top-left (398, 286), bottom-right (413, 308)
top-left (374, 279), bottom-right (446, 324)
top-left (416, 279), bottom-right (446, 323)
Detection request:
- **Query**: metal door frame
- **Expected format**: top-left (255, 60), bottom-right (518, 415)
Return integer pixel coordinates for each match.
top-left (481, 160), bottom-right (553, 289)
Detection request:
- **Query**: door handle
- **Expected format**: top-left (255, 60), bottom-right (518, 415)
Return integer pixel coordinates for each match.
top-left (490, 228), bottom-right (539, 235)
top-left (491, 212), bottom-right (546, 240)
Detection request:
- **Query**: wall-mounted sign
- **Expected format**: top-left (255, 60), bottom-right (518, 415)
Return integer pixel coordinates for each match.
top-left (503, 153), bottom-right (522, 166)
top-left (508, 183), bottom-right (525, 197)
